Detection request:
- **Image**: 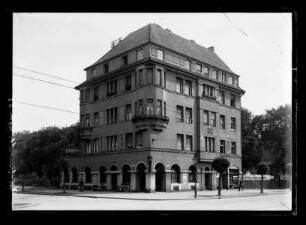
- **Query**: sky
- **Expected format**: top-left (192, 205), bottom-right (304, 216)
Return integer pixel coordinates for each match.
top-left (12, 13), bottom-right (292, 133)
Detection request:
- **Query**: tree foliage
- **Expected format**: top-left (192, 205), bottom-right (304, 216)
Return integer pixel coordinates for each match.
top-left (12, 123), bottom-right (80, 187)
top-left (257, 162), bottom-right (269, 175)
top-left (212, 157), bottom-right (230, 173)
top-left (241, 105), bottom-right (292, 176)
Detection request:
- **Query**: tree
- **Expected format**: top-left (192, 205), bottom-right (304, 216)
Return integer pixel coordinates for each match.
top-left (212, 157), bottom-right (230, 196)
top-left (12, 123), bottom-right (80, 188)
top-left (257, 162), bottom-right (269, 193)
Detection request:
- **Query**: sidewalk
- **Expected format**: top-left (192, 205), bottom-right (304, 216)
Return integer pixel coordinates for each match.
top-left (13, 186), bottom-right (291, 201)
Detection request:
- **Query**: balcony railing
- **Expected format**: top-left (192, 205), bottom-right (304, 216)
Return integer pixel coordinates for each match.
top-left (202, 93), bottom-right (216, 101)
top-left (132, 111), bottom-right (169, 131)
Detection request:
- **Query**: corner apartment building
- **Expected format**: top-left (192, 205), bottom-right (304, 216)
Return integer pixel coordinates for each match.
top-left (61, 23), bottom-right (245, 192)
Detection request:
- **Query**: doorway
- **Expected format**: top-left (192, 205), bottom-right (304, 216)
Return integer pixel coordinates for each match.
top-left (136, 163), bottom-right (146, 192)
top-left (155, 163), bottom-right (165, 192)
top-left (110, 165), bottom-right (118, 191)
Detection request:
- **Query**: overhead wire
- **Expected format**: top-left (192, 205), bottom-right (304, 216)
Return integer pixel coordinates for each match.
top-left (13, 66), bottom-right (81, 84)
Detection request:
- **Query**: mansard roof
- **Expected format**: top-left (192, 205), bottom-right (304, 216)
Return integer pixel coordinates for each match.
top-left (85, 23), bottom-right (236, 75)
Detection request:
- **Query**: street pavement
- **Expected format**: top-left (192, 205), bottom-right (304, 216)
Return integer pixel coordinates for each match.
top-left (11, 186), bottom-right (292, 211)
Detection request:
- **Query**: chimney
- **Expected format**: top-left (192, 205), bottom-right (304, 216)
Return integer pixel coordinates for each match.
top-left (208, 46), bottom-right (215, 52)
top-left (190, 39), bottom-right (196, 44)
top-left (166, 28), bottom-right (172, 32)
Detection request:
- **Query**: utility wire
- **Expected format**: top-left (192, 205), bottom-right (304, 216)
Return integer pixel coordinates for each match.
top-left (223, 13), bottom-right (248, 37)
top-left (13, 73), bottom-right (76, 89)
top-left (13, 66), bottom-right (81, 84)
top-left (13, 100), bottom-right (79, 114)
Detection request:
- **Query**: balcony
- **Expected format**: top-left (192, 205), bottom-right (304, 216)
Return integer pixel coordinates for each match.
top-left (202, 93), bottom-right (216, 101)
top-left (132, 110), bottom-right (169, 131)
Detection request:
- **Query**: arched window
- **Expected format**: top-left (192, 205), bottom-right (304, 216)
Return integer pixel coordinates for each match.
top-left (85, 167), bottom-right (92, 183)
top-left (72, 167), bottom-right (78, 183)
top-left (64, 168), bottom-right (69, 183)
top-left (122, 165), bottom-right (131, 184)
top-left (188, 165), bottom-right (197, 182)
top-left (99, 166), bottom-right (107, 184)
top-left (171, 165), bottom-right (180, 183)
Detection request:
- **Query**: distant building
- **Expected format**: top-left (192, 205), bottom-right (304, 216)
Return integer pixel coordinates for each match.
top-left (61, 23), bottom-right (245, 192)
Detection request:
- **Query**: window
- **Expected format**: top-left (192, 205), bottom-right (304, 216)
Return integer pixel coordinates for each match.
top-left (136, 49), bottom-right (143, 61)
top-left (185, 80), bottom-right (192, 96)
top-left (80, 90), bottom-right (84, 103)
top-left (147, 68), bottom-right (153, 84)
top-left (210, 112), bottom-right (216, 127)
top-left (86, 89), bottom-right (90, 102)
top-left (139, 100), bottom-right (143, 116)
top-left (220, 115), bottom-right (225, 129)
top-left (179, 58), bottom-right (185, 67)
top-left (195, 64), bottom-right (202, 73)
top-left (93, 86), bottom-right (99, 101)
top-left (176, 134), bottom-right (184, 150)
top-left (86, 141), bottom-right (91, 154)
top-left (86, 114), bottom-right (91, 127)
top-left (186, 135), bottom-right (192, 151)
top-left (107, 80), bottom-right (117, 97)
top-left (92, 68), bottom-right (97, 76)
top-left (164, 101), bottom-right (166, 117)
top-left (171, 165), bottom-right (180, 183)
top-left (104, 63), bottom-right (109, 73)
top-left (146, 99), bottom-right (154, 116)
top-left (125, 104), bottom-right (132, 121)
top-left (173, 55), bottom-right (179, 65)
top-left (202, 84), bottom-right (215, 100)
top-left (176, 106), bottom-right (184, 122)
top-left (156, 69), bottom-right (162, 86)
top-left (188, 166), bottom-right (196, 182)
top-left (80, 115), bottom-right (84, 128)
top-left (186, 107), bottom-right (192, 124)
top-left (176, 77), bottom-right (183, 93)
top-left (231, 142), bottom-right (237, 155)
top-left (210, 69), bottom-right (218, 79)
top-left (233, 77), bottom-right (238, 86)
top-left (107, 136), bottom-right (117, 151)
top-left (157, 100), bottom-right (162, 116)
top-left (126, 133), bottom-right (133, 149)
top-left (230, 94), bottom-right (236, 108)
top-left (205, 137), bottom-right (215, 152)
top-left (157, 49), bottom-right (164, 60)
top-left (136, 131), bottom-right (143, 148)
top-left (227, 76), bottom-right (233, 85)
top-left (122, 55), bottom-right (128, 66)
top-left (165, 53), bottom-right (173, 63)
top-left (107, 108), bottom-right (117, 124)
top-left (150, 48), bottom-right (157, 57)
top-left (203, 66), bottom-right (209, 75)
top-left (138, 69), bottom-right (143, 86)
top-left (219, 90), bottom-right (225, 105)
top-left (94, 112), bottom-right (99, 126)
top-left (203, 110), bottom-right (209, 125)
top-left (222, 73), bottom-right (226, 82)
top-left (220, 140), bottom-right (225, 154)
top-left (125, 75), bottom-right (131, 91)
top-left (93, 139), bottom-right (99, 153)
top-left (231, 117), bottom-right (236, 131)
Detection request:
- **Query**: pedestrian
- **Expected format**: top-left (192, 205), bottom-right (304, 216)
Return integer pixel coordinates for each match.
top-left (79, 178), bottom-right (84, 192)
top-left (238, 180), bottom-right (244, 191)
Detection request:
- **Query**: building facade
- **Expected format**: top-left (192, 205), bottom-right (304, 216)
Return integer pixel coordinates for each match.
top-left (61, 23), bottom-right (245, 192)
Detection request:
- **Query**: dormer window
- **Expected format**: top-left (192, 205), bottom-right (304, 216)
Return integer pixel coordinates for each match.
top-left (104, 63), bottom-right (109, 73)
top-left (136, 49), bottom-right (143, 61)
top-left (92, 68), bottom-right (97, 76)
top-left (195, 64), bottom-right (202, 73)
top-left (210, 69), bottom-right (218, 79)
top-left (122, 55), bottom-right (128, 66)
top-left (227, 76), bottom-right (233, 85)
top-left (202, 66), bottom-right (209, 75)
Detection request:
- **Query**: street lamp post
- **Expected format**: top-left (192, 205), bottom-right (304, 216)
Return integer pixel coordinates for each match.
top-left (193, 154), bottom-right (197, 198)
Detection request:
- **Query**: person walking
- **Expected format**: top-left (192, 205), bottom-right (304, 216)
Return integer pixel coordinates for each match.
top-left (79, 178), bottom-right (84, 192)
top-left (238, 180), bottom-right (244, 191)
